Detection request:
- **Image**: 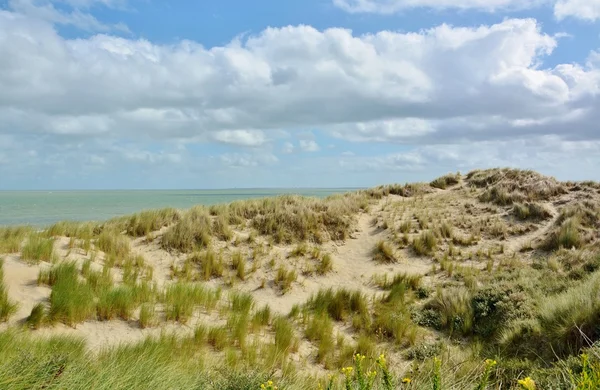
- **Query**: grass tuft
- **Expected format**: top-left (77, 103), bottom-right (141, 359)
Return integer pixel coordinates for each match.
top-left (21, 234), bottom-right (56, 264)
top-left (373, 240), bottom-right (397, 264)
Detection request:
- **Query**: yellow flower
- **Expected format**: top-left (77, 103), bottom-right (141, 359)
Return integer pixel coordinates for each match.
top-left (367, 370), bottom-right (377, 379)
top-left (377, 354), bottom-right (386, 366)
top-left (354, 353), bottom-right (366, 362)
top-left (341, 366), bottom-right (354, 377)
top-left (261, 385), bottom-right (265, 390)
top-left (517, 377), bottom-right (536, 390)
top-left (485, 359), bottom-right (497, 367)
top-left (402, 377), bottom-right (412, 384)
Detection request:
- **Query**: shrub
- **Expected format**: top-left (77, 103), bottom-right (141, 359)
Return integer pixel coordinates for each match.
top-left (373, 241), bottom-right (397, 264)
top-left (21, 234), bottom-right (56, 264)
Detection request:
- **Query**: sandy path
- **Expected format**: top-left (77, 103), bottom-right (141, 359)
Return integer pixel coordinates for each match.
top-left (246, 197), bottom-right (432, 314)
top-left (503, 201), bottom-right (560, 254)
top-left (1, 255), bottom-right (51, 328)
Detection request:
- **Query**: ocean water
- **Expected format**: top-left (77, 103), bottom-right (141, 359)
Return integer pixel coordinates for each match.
top-left (0, 189), bottom-right (357, 227)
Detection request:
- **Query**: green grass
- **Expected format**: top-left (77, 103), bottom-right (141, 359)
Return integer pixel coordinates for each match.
top-left (306, 288), bottom-right (369, 322)
top-left (97, 286), bottom-right (137, 321)
top-left (48, 272), bottom-right (95, 327)
top-left (412, 230), bottom-right (437, 256)
top-left (45, 221), bottom-right (96, 240)
top-left (213, 215), bottom-right (234, 241)
top-left (275, 266), bottom-right (297, 294)
top-left (305, 312), bottom-right (335, 364)
top-left (189, 250), bottom-right (224, 281)
top-left (139, 303), bottom-right (156, 329)
top-left (0, 226), bottom-right (32, 253)
top-left (273, 316), bottom-right (296, 355)
top-left (161, 207), bottom-right (212, 252)
top-left (429, 287), bottom-right (474, 337)
top-left (122, 208), bottom-right (180, 237)
top-left (373, 240), bottom-right (396, 264)
top-left (38, 261), bottom-right (79, 286)
top-left (0, 259), bottom-right (18, 322)
top-left (163, 283), bottom-right (219, 324)
top-left (513, 202), bottom-right (551, 221)
top-left (97, 230), bottom-right (130, 258)
top-left (26, 302), bottom-right (46, 329)
top-left (231, 251), bottom-right (246, 280)
top-left (430, 173), bottom-right (460, 189)
top-left (21, 234), bottom-right (56, 264)
top-left (318, 253), bottom-right (333, 275)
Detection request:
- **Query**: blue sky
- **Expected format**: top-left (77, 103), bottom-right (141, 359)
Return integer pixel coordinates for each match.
top-left (1, 0), bottom-right (600, 189)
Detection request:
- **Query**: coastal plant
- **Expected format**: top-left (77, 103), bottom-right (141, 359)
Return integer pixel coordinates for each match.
top-left (96, 230), bottom-right (130, 258)
top-left (21, 233), bottom-right (56, 264)
top-left (26, 303), bottom-right (46, 329)
top-left (318, 253), bottom-right (334, 275)
top-left (188, 250), bottom-right (224, 281)
top-left (96, 286), bottom-right (137, 321)
top-left (48, 271), bottom-right (95, 326)
top-left (0, 226), bottom-right (32, 253)
top-left (123, 208), bottom-right (180, 237)
top-left (373, 241), bottom-right (396, 264)
top-left (0, 259), bottom-right (18, 322)
top-left (275, 266), bottom-right (297, 294)
top-left (139, 303), bottom-right (156, 329)
top-left (161, 207), bottom-right (212, 252)
top-left (231, 251), bottom-right (246, 280)
top-left (413, 230), bottom-right (437, 256)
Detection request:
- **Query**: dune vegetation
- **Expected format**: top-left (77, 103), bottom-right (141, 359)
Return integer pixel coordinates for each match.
top-left (0, 168), bottom-right (600, 389)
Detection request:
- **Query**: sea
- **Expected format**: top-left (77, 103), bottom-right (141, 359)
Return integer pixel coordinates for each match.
top-left (0, 189), bottom-right (358, 227)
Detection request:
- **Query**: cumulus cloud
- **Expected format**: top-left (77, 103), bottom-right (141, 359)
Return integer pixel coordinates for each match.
top-left (1, 8), bottom-right (600, 186)
top-left (554, 0), bottom-right (600, 21)
top-left (282, 142), bottom-right (295, 154)
top-left (299, 140), bottom-right (320, 152)
top-left (332, 0), bottom-right (600, 22)
top-left (212, 130), bottom-right (268, 147)
top-left (332, 0), bottom-right (547, 13)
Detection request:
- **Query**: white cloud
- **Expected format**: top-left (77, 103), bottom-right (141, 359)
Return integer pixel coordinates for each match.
top-left (282, 142), bottom-right (295, 154)
top-left (1, 10), bottom-right (600, 186)
top-left (299, 140), bottom-right (320, 152)
top-left (333, 0), bottom-right (600, 22)
top-left (212, 130), bottom-right (268, 147)
top-left (554, 0), bottom-right (600, 21)
top-left (332, 0), bottom-right (548, 14)
top-left (7, 0), bottom-right (129, 32)
top-left (220, 153), bottom-right (279, 167)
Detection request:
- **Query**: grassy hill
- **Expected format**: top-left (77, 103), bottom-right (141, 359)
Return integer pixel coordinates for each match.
top-left (1, 168), bottom-right (599, 389)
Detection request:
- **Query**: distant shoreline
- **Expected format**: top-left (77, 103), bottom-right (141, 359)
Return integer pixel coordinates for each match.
top-left (0, 188), bottom-right (359, 227)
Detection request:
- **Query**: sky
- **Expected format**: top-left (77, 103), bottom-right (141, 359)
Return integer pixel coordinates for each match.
top-left (1, 0), bottom-right (600, 189)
